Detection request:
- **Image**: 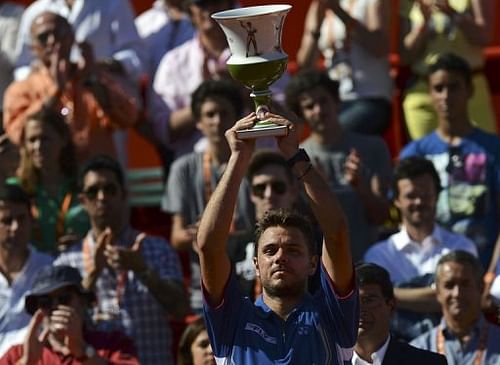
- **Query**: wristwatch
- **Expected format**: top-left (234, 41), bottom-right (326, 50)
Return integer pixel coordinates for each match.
top-left (75, 343), bottom-right (96, 362)
top-left (286, 148), bottom-right (310, 168)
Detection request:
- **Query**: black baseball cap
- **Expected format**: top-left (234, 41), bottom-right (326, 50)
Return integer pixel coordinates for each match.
top-left (25, 265), bottom-right (95, 315)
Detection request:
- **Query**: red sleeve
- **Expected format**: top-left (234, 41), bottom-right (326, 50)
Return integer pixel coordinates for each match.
top-left (90, 331), bottom-right (139, 365)
top-left (0, 345), bottom-right (23, 365)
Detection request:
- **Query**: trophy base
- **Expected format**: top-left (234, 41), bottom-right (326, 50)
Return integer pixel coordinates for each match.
top-left (236, 123), bottom-right (288, 139)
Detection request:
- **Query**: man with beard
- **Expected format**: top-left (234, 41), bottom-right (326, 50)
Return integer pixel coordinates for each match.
top-left (55, 155), bottom-right (187, 365)
top-left (226, 150), bottom-right (301, 299)
top-left (365, 157), bottom-right (477, 339)
top-left (411, 251), bottom-right (500, 364)
top-left (285, 69), bottom-right (392, 262)
top-left (352, 262), bottom-right (447, 365)
top-left (196, 112), bottom-right (358, 364)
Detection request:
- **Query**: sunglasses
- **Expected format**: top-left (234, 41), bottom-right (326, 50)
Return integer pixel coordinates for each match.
top-left (37, 291), bottom-right (75, 311)
top-left (34, 29), bottom-right (64, 45)
top-left (251, 181), bottom-right (287, 198)
top-left (83, 183), bottom-right (119, 200)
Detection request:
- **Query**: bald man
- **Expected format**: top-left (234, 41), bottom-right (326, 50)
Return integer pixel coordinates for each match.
top-left (2, 11), bottom-right (139, 162)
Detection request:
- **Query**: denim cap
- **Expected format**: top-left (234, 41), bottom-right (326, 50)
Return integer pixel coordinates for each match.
top-left (25, 265), bottom-right (95, 315)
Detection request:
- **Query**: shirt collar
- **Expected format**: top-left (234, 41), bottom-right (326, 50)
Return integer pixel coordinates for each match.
top-left (440, 315), bottom-right (485, 339)
top-left (352, 335), bottom-right (391, 365)
top-left (392, 225), bottom-right (443, 251)
top-left (254, 293), bottom-right (314, 320)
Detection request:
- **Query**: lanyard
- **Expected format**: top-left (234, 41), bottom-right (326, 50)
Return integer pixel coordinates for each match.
top-left (436, 322), bottom-right (489, 365)
top-left (82, 230), bottom-right (139, 307)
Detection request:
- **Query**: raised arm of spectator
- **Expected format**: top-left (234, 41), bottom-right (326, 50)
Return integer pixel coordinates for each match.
top-left (267, 112), bottom-right (354, 295)
top-left (327, 0), bottom-right (391, 57)
top-left (435, 0), bottom-right (495, 47)
top-left (170, 214), bottom-right (199, 251)
top-left (196, 113), bottom-right (257, 306)
top-left (394, 287), bottom-right (441, 313)
top-left (88, 67), bottom-right (140, 129)
top-left (297, 0), bottom-right (327, 69)
top-left (106, 0), bottom-right (145, 82)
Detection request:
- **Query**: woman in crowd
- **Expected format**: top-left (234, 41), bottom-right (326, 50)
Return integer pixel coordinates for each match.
top-left (178, 316), bottom-right (215, 365)
top-left (17, 107), bottom-right (89, 254)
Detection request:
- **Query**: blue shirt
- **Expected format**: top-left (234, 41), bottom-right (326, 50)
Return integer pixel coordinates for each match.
top-left (400, 128), bottom-right (500, 264)
top-left (411, 316), bottom-right (500, 365)
top-left (203, 265), bottom-right (359, 364)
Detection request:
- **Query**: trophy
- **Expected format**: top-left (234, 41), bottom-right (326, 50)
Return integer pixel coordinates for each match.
top-left (212, 4), bottom-right (292, 139)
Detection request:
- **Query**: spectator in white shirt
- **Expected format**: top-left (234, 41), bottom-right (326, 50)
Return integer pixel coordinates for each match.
top-left (364, 157), bottom-right (478, 339)
top-left (366, 156), bottom-right (477, 283)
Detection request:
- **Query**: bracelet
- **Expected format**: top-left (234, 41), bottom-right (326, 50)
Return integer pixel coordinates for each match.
top-left (286, 148), bottom-right (310, 168)
top-left (296, 163), bottom-right (313, 180)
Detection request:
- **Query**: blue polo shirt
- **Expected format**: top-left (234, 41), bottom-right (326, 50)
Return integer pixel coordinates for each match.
top-left (203, 265), bottom-right (359, 364)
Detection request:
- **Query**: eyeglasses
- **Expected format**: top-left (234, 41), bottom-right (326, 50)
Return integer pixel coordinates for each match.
top-left (37, 291), bottom-right (75, 311)
top-left (83, 183), bottom-right (119, 200)
top-left (251, 181), bottom-right (287, 198)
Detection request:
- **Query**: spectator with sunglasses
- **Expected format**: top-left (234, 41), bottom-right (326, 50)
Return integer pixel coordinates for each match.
top-left (54, 155), bottom-right (187, 365)
top-left (0, 265), bottom-right (139, 364)
top-left (226, 150), bottom-right (300, 299)
top-left (400, 53), bottom-right (500, 265)
top-left (285, 69), bottom-right (392, 262)
top-left (3, 11), bottom-right (139, 164)
top-left (0, 183), bottom-right (53, 357)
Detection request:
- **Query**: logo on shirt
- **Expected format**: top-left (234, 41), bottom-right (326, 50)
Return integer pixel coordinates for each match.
top-left (244, 323), bottom-right (277, 344)
top-left (297, 325), bottom-right (311, 335)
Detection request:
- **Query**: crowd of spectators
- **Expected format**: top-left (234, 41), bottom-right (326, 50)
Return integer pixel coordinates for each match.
top-left (0, 0), bottom-right (498, 364)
